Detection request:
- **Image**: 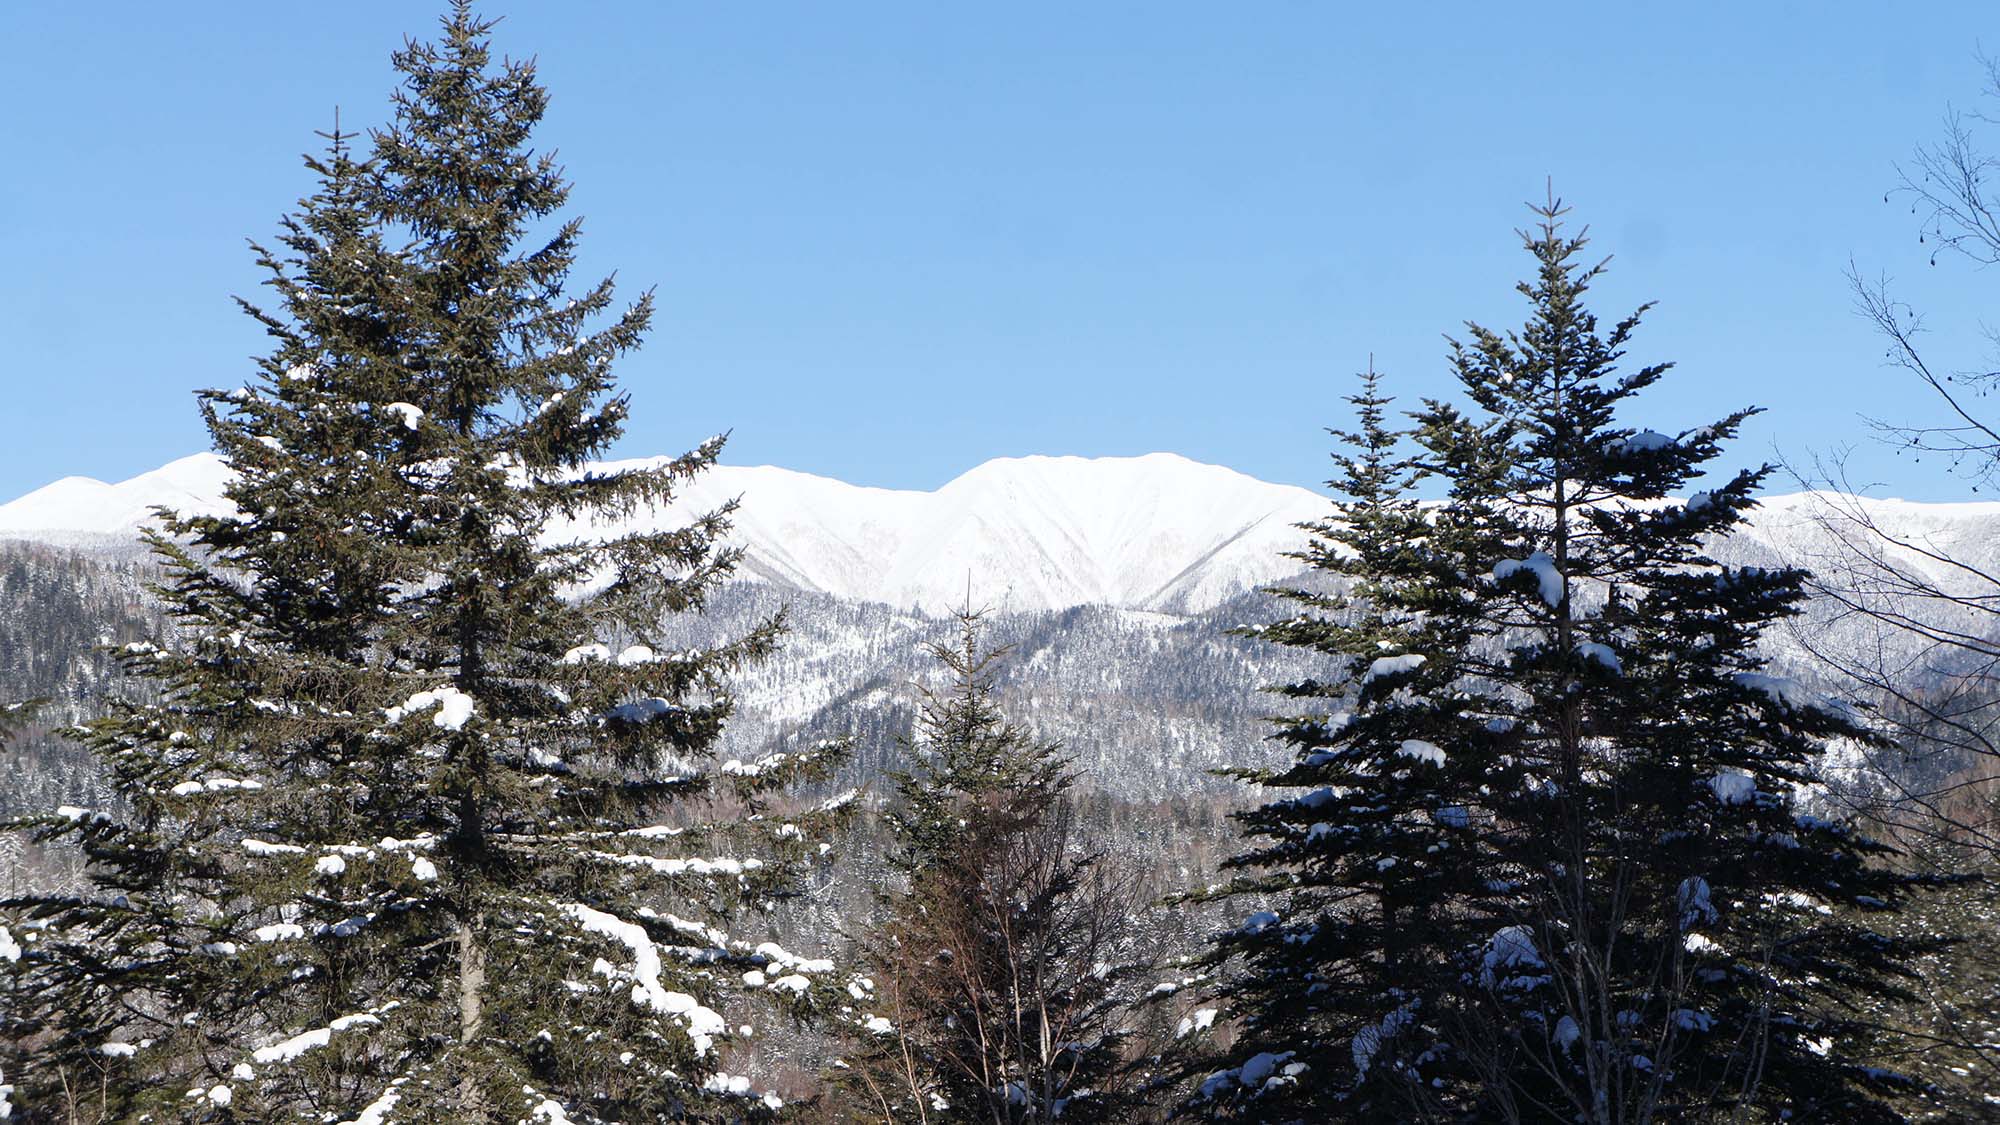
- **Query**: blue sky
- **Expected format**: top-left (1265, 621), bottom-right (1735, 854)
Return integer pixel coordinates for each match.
top-left (3, 2), bottom-right (1994, 501)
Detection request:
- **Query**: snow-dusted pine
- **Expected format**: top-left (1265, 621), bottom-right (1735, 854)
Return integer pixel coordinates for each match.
top-left (1, 6), bottom-right (853, 1120)
top-left (1188, 200), bottom-right (1931, 1122)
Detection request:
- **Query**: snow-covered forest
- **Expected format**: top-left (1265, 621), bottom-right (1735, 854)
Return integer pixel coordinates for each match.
top-left (5, 5), bottom-right (2000, 1123)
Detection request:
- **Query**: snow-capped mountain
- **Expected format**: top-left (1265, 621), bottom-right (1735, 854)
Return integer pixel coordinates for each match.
top-left (6, 450), bottom-right (2000, 808)
top-left (0, 454), bottom-right (235, 541)
top-left (7, 450), bottom-right (2000, 620)
top-left (0, 451), bottom-right (1330, 615)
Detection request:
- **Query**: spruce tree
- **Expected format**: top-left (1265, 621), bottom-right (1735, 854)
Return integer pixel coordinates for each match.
top-left (1179, 365), bottom-right (1504, 1120)
top-left (1191, 199), bottom-right (1927, 1123)
top-left (2, 7), bottom-right (850, 1121)
top-left (837, 612), bottom-right (1142, 1123)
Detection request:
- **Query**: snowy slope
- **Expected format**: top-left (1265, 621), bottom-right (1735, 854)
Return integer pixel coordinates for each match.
top-left (0, 452), bottom-right (1328, 614)
top-left (0, 454), bottom-right (233, 539)
top-left (7, 450), bottom-right (2000, 617)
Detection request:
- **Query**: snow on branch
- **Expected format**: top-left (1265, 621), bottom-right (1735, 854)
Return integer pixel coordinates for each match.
top-left (1492, 551), bottom-right (1564, 607)
top-left (558, 903), bottom-right (727, 1054)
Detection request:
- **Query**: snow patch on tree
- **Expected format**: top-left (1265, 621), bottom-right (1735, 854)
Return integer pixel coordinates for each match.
top-left (1708, 770), bottom-right (1757, 805)
top-left (383, 685), bottom-right (475, 730)
top-left (1397, 739), bottom-right (1446, 767)
top-left (1492, 551), bottom-right (1564, 607)
top-left (559, 903), bottom-right (727, 1054)
top-left (1575, 642), bottom-right (1621, 673)
top-left (1362, 653), bottom-right (1426, 683)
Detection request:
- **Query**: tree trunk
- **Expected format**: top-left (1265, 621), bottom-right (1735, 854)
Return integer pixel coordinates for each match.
top-left (458, 915), bottom-right (486, 1116)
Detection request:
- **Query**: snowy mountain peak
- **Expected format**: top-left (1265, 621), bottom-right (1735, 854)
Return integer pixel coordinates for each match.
top-left (582, 452), bottom-right (1327, 614)
top-left (0, 453), bottom-right (232, 539)
top-left (8, 450), bottom-right (2000, 619)
top-left (0, 451), bottom-right (1324, 614)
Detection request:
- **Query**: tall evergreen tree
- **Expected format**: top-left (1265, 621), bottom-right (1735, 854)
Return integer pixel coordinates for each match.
top-left (1178, 364), bottom-right (1502, 1120)
top-left (1190, 199), bottom-right (1928, 1123)
top-left (837, 613), bottom-right (1143, 1123)
top-left (2, 7), bottom-right (851, 1121)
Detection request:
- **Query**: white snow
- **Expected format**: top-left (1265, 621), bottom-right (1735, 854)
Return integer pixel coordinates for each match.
top-left (1575, 642), bottom-right (1621, 673)
top-left (1352, 1003), bottom-right (1415, 1077)
top-left (1671, 1008), bottom-right (1715, 1032)
top-left (1554, 1015), bottom-right (1581, 1051)
top-left (1708, 770), bottom-right (1757, 805)
top-left (12, 451), bottom-right (2000, 627)
top-left (0, 452), bottom-right (1331, 614)
top-left (606, 697), bottom-right (677, 724)
top-left (754, 940), bottom-right (834, 975)
top-left (1177, 1009), bottom-right (1218, 1038)
top-left (559, 903), bottom-right (727, 1053)
top-left (1733, 672), bottom-right (1820, 711)
top-left (1480, 925), bottom-right (1545, 989)
top-left (410, 857), bottom-right (438, 882)
top-left (382, 402), bottom-right (424, 430)
top-left (560, 643), bottom-right (611, 664)
top-left (1614, 430), bottom-right (1675, 453)
top-left (1362, 654), bottom-right (1426, 683)
top-left (385, 685), bottom-right (476, 730)
top-left (1396, 739), bottom-right (1446, 767)
top-left (337, 1082), bottom-right (404, 1125)
top-left (1240, 1052), bottom-right (1282, 1086)
top-left (314, 855), bottom-right (347, 878)
top-left (530, 1099), bottom-right (575, 1124)
top-left (1677, 876), bottom-right (1718, 927)
top-left (251, 1008), bottom-right (390, 1066)
top-left (1492, 551), bottom-right (1564, 607)
top-left (590, 851), bottom-right (760, 879)
top-left (0, 928), bottom-right (18, 962)
top-left (169, 777), bottom-right (264, 796)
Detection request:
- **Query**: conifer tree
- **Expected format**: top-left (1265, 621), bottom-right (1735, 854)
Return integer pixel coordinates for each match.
top-left (2, 7), bottom-right (851, 1121)
top-left (1190, 199), bottom-right (1928, 1122)
top-left (837, 613), bottom-right (1142, 1123)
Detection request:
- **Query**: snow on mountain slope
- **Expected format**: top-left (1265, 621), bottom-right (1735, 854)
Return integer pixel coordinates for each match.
top-left (665, 453), bottom-right (1326, 614)
top-left (7, 449), bottom-right (2000, 618)
top-left (0, 451), bottom-right (1325, 613)
top-left (0, 454), bottom-right (233, 539)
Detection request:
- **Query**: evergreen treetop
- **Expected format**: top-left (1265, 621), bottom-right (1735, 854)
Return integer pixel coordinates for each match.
top-left (839, 611), bottom-right (1144, 1124)
top-left (2, 6), bottom-right (854, 1121)
top-left (1190, 198), bottom-right (1931, 1123)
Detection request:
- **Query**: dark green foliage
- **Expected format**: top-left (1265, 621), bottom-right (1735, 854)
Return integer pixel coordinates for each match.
top-left (1, 6), bottom-right (851, 1121)
top-left (835, 613), bottom-right (1146, 1123)
top-left (1193, 200), bottom-right (1932, 1123)
top-left (885, 613), bottom-right (1073, 877)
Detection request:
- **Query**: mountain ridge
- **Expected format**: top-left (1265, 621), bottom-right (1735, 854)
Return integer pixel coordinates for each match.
top-left (6, 450), bottom-right (2000, 617)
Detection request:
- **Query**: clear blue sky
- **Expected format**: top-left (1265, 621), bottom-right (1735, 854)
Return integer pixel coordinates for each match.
top-left (3, 2), bottom-right (1994, 501)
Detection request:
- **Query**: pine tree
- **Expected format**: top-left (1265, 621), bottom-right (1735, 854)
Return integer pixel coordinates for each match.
top-left (1177, 364), bottom-right (1505, 1120)
top-left (836, 612), bottom-right (1143, 1123)
top-left (2, 7), bottom-right (851, 1121)
top-left (1191, 199), bottom-right (1929, 1122)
